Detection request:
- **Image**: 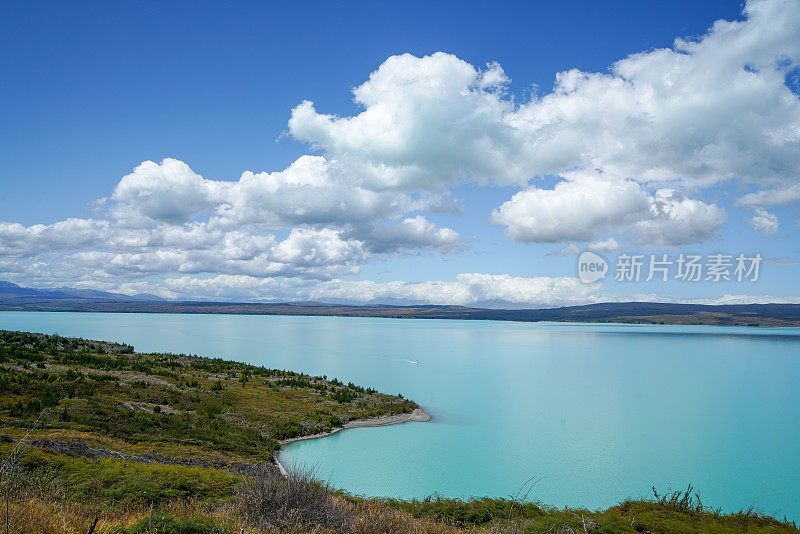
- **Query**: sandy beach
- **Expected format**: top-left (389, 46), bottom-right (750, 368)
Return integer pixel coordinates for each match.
top-left (275, 407), bottom-right (430, 476)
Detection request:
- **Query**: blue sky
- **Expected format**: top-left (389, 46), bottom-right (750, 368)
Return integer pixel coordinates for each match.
top-left (0, 0), bottom-right (798, 306)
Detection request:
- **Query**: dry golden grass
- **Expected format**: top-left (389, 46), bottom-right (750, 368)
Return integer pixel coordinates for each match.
top-left (3, 488), bottom-right (799, 534)
top-left (2, 495), bottom-right (130, 533)
top-left (0, 495), bottom-right (473, 534)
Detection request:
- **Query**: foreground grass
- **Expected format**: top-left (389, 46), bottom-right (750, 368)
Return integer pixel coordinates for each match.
top-left (5, 483), bottom-right (797, 534)
top-left (375, 493), bottom-right (799, 533)
top-left (0, 330), bottom-right (796, 533)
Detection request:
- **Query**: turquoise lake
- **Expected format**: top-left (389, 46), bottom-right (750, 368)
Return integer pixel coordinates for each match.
top-left (1, 311), bottom-right (798, 519)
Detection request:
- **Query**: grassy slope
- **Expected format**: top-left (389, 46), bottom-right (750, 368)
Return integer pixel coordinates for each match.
top-left (0, 330), bottom-right (796, 533)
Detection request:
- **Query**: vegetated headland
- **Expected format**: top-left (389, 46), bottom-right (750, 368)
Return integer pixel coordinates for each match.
top-left (0, 330), bottom-right (797, 533)
top-left (2, 281), bottom-right (800, 327)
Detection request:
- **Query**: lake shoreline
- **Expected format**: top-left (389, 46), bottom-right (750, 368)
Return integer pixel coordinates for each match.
top-left (3, 300), bottom-right (798, 327)
top-left (275, 407), bottom-right (431, 476)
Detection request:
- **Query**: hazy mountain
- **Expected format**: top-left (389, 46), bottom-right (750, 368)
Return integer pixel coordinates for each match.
top-left (0, 282), bottom-right (164, 302)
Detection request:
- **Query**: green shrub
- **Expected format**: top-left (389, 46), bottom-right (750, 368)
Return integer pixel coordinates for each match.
top-left (21, 452), bottom-right (236, 507)
top-left (113, 513), bottom-right (225, 534)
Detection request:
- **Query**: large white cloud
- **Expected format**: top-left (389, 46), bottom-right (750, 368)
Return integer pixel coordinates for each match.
top-left (289, 1), bottom-right (800, 193)
top-left (289, 54), bottom-right (523, 190)
top-left (0, 224), bottom-right (360, 281)
top-left (215, 156), bottom-right (416, 227)
top-left (0, 219), bottom-right (112, 255)
top-left (0, 151), bottom-right (462, 284)
top-left (633, 189), bottom-right (728, 246)
top-left (490, 172), bottom-right (726, 245)
top-left (112, 159), bottom-right (223, 223)
top-left (271, 228), bottom-right (364, 270)
top-left (111, 156), bottom-right (427, 228)
top-left (490, 173), bottom-right (649, 243)
top-left (287, 0), bottom-right (799, 243)
top-left (509, 0), bottom-right (800, 188)
top-left (0, 212), bottom-right (460, 282)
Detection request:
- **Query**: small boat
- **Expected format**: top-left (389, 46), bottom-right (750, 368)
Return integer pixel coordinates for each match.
top-left (409, 360), bottom-right (421, 364)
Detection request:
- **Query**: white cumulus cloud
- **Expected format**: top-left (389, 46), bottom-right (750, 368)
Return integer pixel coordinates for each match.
top-left (749, 208), bottom-right (780, 235)
top-left (491, 172), bottom-right (725, 245)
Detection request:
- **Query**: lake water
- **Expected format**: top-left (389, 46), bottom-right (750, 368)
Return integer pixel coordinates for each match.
top-left (1, 311), bottom-right (799, 519)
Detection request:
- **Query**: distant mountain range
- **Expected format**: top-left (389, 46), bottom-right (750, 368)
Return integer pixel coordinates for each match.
top-left (1, 281), bottom-right (798, 326)
top-left (0, 281), bottom-right (165, 302)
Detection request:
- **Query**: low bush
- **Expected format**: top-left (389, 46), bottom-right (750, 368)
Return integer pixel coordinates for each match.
top-left (235, 465), bottom-right (351, 530)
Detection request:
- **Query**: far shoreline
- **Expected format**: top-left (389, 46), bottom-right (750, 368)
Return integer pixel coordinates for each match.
top-left (2, 296), bottom-right (799, 328)
top-left (275, 407), bottom-right (431, 476)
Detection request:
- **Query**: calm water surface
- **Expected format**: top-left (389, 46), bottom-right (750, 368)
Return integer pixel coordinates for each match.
top-left (1, 312), bottom-right (798, 519)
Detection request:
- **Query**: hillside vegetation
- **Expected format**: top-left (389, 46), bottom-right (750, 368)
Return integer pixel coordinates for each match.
top-left (0, 330), bottom-right (796, 533)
